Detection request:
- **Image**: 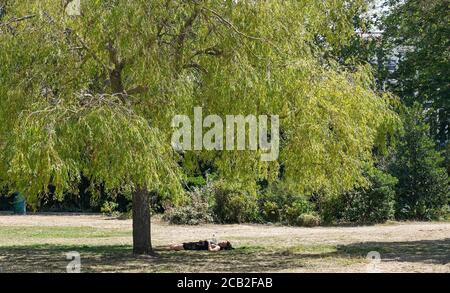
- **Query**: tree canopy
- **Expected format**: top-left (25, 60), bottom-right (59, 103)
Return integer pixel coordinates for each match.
top-left (0, 0), bottom-right (398, 207)
top-left (380, 0), bottom-right (449, 146)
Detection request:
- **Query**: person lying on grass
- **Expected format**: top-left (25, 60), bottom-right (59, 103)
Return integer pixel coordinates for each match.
top-left (170, 240), bottom-right (233, 252)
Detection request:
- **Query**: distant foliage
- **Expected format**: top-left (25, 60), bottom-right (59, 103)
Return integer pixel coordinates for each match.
top-left (213, 182), bottom-right (259, 224)
top-left (163, 204), bottom-right (214, 226)
top-left (446, 144), bottom-right (450, 175)
top-left (295, 214), bottom-right (321, 227)
top-left (165, 180), bottom-right (320, 226)
top-left (322, 167), bottom-right (397, 224)
top-left (389, 105), bottom-right (449, 220)
top-left (380, 0), bottom-right (449, 148)
top-left (100, 201), bottom-right (119, 216)
top-left (258, 184), bottom-right (315, 225)
top-left (163, 183), bottom-right (214, 225)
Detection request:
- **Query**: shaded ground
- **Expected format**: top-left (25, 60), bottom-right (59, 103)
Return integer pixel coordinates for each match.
top-left (0, 213), bottom-right (449, 272)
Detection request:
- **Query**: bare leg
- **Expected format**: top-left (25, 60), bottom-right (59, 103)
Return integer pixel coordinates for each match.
top-left (170, 243), bottom-right (184, 251)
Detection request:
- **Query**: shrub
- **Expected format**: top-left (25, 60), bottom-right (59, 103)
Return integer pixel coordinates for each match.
top-left (213, 182), bottom-right (259, 223)
top-left (445, 144), bottom-right (450, 176)
top-left (296, 213), bottom-right (321, 227)
top-left (100, 201), bottom-right (119, 216)
top-left (285, 200), bottom-right (314, 225)
top-left (321, 167), bottom-right (397, 224)
top-left (261, 201), bottom-right (280, 222)
top-left (163, 184), bottom-right (214, 225)
top-left (163, 180), bottom-right (259, 224)
top-left (440, 205), bottom-right (450, 221)
top-left (163, 205), bottom-right (214, 225)
top-left (258, 183), bottom-right (315, 224)
top-left (185, 176), bottom-right (207, 188)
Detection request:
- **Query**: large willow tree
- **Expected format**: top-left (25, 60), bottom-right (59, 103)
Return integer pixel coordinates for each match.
top-left (0, 0), bottom-right (397, 254)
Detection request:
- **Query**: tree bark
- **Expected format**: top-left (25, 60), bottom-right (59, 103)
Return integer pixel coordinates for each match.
top-left (132, 187), bottom-right (153, 255)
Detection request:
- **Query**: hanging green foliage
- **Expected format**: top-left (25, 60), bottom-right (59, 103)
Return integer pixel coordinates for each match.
top-left (0, 0), bottom-right (399, 207)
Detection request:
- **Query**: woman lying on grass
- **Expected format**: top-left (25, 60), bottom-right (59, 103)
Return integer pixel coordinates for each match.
top-left (170, 240), bottom-right (233, 252)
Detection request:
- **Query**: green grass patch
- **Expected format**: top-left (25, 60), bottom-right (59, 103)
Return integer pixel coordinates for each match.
top-left (281, 244), bottom-right (337, 254)
top-left (0, 226), bottom-right (131, 241)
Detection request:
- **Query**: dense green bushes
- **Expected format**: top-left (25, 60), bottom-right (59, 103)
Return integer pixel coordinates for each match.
top-left (213, 183), bottom-right (259, 224)
top-left (295, 214), bottom-right (322, 227)
top-left (164, 180), bottom-right (259, 225)
top-left (163, 183), bottom-right (214, 225)
top-left (164, 180), bottom-right (320, 227)
top-left (321, 167), bottom-right (397, 224)
top-left (319, 106), bottom-right (449, 224)
top-left (258, 184), bottom-right (317, 225)
top-left (163, 127), bottom-right (448, 226)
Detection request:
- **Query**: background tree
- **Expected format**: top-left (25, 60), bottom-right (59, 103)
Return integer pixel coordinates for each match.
top-left (0, 0), bottom-right (397, 254)
top-left (379, 0), bottom-right (450, 169)
top-left (389, 104), bottom-right (449, 220)
top-left (321, 165), bottom-right (398, 224)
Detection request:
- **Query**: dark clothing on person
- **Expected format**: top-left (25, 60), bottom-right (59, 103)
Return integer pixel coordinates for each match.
top-left (182, 240), bottom-right (213, 251)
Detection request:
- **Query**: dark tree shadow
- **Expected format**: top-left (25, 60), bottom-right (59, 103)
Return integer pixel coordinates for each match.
top-left (0, 245), bottom-right (316, 273)
top-left (1, 239), bottom-right (449, 272)
top-left (334, 238), bottom-right (450, 265)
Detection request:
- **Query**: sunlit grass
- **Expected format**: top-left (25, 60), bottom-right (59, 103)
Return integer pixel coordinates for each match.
top-left (0, 226), bottom-right (131, 240)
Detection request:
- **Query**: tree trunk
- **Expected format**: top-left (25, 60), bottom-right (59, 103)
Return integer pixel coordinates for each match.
top-left (132, 187), bottom-right (153, 255)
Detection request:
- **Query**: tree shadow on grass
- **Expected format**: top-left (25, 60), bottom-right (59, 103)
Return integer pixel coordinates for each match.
top-left (0, 244), bottom-right (319, 273)
top-left (335, 238), bottom-right (450, 265)
top-left (1, 238), bottom-right (449, 272)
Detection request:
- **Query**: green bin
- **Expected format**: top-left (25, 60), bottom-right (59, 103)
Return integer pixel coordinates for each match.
top-left (12, 192), bottom-right (26, 215)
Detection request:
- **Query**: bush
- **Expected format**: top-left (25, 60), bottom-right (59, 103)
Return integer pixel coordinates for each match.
top-left (164, 205), bottom-right (214, 225)
top-left (185, 176), bottom-right (207, 188)
top-left (296, 213), bottom-right (321, 227)
top-left (163, 180), bottom-right (259, 224)
top-left (163, 184), bottom-right (214, 225)
top-left (100, 201), bottom-right (119, 216)
top-left (445, 144), bottom-right (450, 176)
top-left (322, 167), bottom-right (397, 224)
top-left (260, 201), bottom-right (280, 222)
top-left (213, 182), bottom-right (259, 223)
top-left (440, 205), bottom-right (450, 221)
top-left (258, 183), bottom-right (315, 225)
top-left (285, 200), bottom-right (314, 225)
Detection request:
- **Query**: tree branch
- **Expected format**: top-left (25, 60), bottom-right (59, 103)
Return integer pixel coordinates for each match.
top-left (202, 7), bottom-right (281, 53)
top-left (174, 7), bottom-right (200, 66)
top-left (106, 41), bottom-right (125, 96)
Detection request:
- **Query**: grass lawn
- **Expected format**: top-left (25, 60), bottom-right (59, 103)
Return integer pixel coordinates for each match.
top-left (0, 214), bottom-right (449, 272)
